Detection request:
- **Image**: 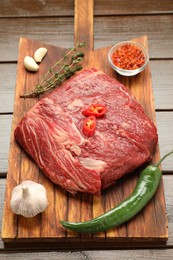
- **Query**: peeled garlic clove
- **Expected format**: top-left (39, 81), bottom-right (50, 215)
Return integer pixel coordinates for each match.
top-left (24, 56), bottom-right (39, 71)
top-left (34, 47), bottom-right (48, 63)
top-left (10, 180), bottom-right (49, 218)
top-left (24, 56), bottom-right (39, 72)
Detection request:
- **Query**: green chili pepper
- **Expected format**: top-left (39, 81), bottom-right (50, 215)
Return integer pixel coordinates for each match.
top-left (60, 150), bottom-right (173, 234)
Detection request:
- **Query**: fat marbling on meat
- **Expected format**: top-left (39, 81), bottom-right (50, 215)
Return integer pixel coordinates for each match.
top-left (14, 68), bottom-right (158, 194)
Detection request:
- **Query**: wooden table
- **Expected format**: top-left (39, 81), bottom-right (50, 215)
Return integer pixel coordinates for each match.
top-left (0, 0), bottom-right (173, 259)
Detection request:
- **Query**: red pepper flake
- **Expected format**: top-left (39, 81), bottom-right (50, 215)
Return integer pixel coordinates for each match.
top-left (82, 115), bottom-right (96, 137)
top-left (111, 44), bottom-right (145, 70)
top-left (82, 104), bottom-right (106, 117)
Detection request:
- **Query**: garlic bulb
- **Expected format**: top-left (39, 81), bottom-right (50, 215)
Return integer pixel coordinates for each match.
top-left (10, 180), bottom-right (49, 218)
top-left (34, 47), bottom-right (48, 63)
top-left (23, 56), bottom-right (39, 72)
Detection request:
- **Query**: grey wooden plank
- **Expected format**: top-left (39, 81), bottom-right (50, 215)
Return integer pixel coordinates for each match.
top-left (0, 249), bottom-right (173, 259)
top-left (151, 60), bottom-right (173, 110)
top-left (0, 251), bottom-right (88, 259)
top-left (156, 112), bottom-right (173, 171)
top-left (0, 115), bottom-right (12, 174)
top-left (0, 64), bottom-right (17, 113)
top-left (0, 15), bottom-right (173, 61)
top-left (94, 0), bottom-right (173, 15)
top-left (0, 17), bottom-right (74, 62)
top-left (94, 15), bottom-right (173, 59)
top-left (0, 0), bottom-right (172, 17)
top-left (0, 0), bottom-right (74, 17)
top-left (0, 111), bottom-right (173, 175)
top-left (83, 249), bottom-right (173, 259)
top-left (163, 175), bottom-right (173, 246)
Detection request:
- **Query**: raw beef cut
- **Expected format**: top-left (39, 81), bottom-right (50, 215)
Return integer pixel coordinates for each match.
top-left (14, 68), bottom-right (158, 194)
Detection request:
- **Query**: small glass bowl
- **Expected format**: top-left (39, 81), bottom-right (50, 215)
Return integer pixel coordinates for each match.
top-left (108, 41), bottom-right (149, 76)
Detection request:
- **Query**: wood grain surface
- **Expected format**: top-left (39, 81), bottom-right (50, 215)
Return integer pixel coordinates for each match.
top-left (1, 174), bottom-right (173, 250)
top-left (1, 34), bottom-right (168, 248)
top-left (0, 0), bottom-right (172, 17)
top-left (0, 15), bottom-right (173, 61)
top-left (0, 0), bottom-right (173, 257)
top-left (1, 60), bottom-right (173, 113)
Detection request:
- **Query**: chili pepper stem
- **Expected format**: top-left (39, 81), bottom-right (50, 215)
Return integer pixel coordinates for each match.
top-left (154, 150), bottom-right (173, 167)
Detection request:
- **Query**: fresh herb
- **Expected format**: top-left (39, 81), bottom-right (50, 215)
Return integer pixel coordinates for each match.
top-left (20, 42), bottom-right (86, 98)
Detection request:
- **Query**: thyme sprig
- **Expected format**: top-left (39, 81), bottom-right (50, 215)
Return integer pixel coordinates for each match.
top-left (20, 42), bottom-right (86, 98)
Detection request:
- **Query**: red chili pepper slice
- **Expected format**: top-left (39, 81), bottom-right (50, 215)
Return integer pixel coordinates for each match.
top-left (82, 115), bottom-right (96, 137)
top-left (82, 104), bottom-right (106, 117)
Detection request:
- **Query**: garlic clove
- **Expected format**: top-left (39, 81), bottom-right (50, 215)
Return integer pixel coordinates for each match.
top-left (34, 47), bottom-right (48, 63)
top-left (10, 180), bottom-right (49, 218)
top-left (24, 56), bottom-right (39, 72)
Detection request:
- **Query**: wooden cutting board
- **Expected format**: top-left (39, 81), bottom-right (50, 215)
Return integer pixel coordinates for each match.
top-left (1, 0), bottom-right (168, 249)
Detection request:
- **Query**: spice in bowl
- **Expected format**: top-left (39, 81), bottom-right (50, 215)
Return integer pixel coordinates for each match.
top-left (108, 41), bottom-right (149, 76)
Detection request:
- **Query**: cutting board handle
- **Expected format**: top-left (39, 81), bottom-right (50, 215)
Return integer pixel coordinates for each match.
top-left (74, 0), bottom-right (94, 51)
